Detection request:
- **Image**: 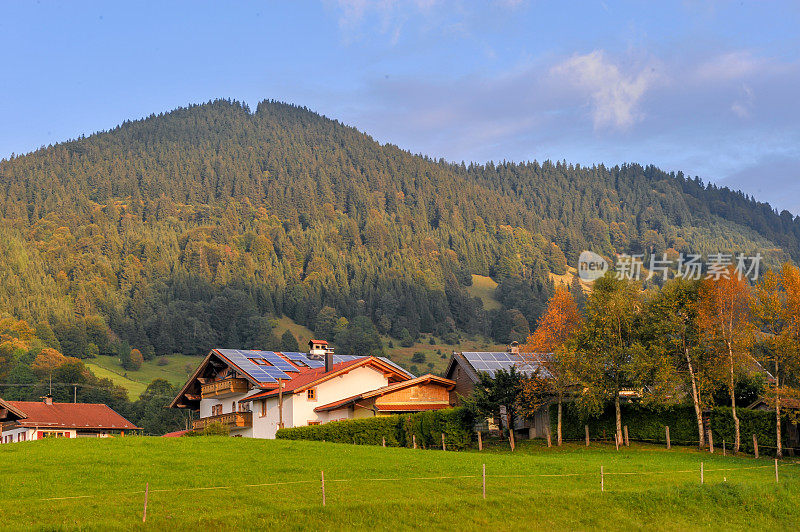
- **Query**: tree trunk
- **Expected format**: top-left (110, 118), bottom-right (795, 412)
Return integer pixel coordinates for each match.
top-left (557, 396), bottom-right (563, 446)
top-left (775, 360), bottom-right (782, 458)
top-left (728, 341), bottom-right (740, 453)
top-left (614, 392), bottom-right (623, 445)
top-left (685, 347), bottom-right (705, 447)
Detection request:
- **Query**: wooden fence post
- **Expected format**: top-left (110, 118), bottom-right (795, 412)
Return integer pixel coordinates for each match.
top-left (482, 463), bottom-right (486, 500)
top-left (509, 428), bottom-right (515, 452)
top-left (775, 458), bottom-right (779, 483)
top-left (665, 426), bottom-right (671, 449)
top-left (708, 430), bottom-right (714, 454)
top-left (601, 466), bottom-right (604, 492)
top-left (700, 462), bottom-right (704, 484)
top-left (442, 433), bottom-right (446, 451)
top-left (142, 482), bottom-right (149, 523)
top-left (382, 436), bottom-right (386, 448)
top-left (477, 431), bottom-right (483, 451)
top-left (614, 432), bottom-right (619, 451)
top-left (624, 426), bottom-right (629, 447)
top-left (753, 434), bottom-right (759, 458)
top-left (546, 426), bottom-right (552, 448)
top-left (413, 434), bottom-right (417, 449)
top-left (723, 440), bottom-right (726, 457)
top-left (585, 425), bottom-right (590, 447)
top-left (321, 471), bottom-right (326, 506)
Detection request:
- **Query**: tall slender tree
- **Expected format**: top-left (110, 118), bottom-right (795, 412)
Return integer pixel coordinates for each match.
top-left (520, 287), bottom-right (582, 445)
top-left (698, 267), bottom-right (753, 453)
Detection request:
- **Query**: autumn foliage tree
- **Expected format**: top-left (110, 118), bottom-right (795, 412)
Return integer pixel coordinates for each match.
top-left (753, 263), bottom-right (800, 457)
top-left (698, 267), bottom-right (753, 453)
top-left (520, 287), bottom-right (582, 445)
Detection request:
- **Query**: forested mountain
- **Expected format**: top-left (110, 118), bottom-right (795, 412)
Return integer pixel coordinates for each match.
top-left (1, 99), bottom-right (798, 364)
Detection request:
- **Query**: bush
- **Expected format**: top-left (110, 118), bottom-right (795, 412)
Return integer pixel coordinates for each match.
top-left (709, 407), bottom-right (790, 454)
top-left (276, 408), bottom-right (475, 450)
top-left (552, 403), bottom-right (699, 445)
top-left (185, 422), bottom-right (230, 437)
top-left (411, 352), bottom-right (426, 364)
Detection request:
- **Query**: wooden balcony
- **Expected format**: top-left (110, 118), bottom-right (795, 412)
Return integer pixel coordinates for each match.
top-left (193, 411), bottom-right (253, 431)
top-left (201, 378), bottom-right (250, 399)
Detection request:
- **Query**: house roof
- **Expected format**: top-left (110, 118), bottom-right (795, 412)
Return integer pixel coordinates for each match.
top-left (171, 349), bottom-right (415, 409)
top-left (0, 397), bottom-right (27, 421)
top-left (5, 401), bottom-right (140, 430)
top-left (240, 357), bottom-right (411, 403)
top-left (313, 374), bottom-right (456, 412)
top-left (446, 351), bottom-right (551, 382)
top-left (162, 430), bottom-right (190, 437)
top-left (375, 404), bottom-right (447, 412)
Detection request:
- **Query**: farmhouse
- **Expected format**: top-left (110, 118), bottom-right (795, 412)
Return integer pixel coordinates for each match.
top-left (170, 341), bottom-right (456, 438)
top-left (445, 343), bottom-right (551, 438)
top-left (0, 396), bottom-right (139, 443)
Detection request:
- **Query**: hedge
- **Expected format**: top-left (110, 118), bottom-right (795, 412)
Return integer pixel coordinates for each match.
top-left (709, 407), bottom-right (790, 454)
top-left (552, 403), bottom-right (699, 445)
top-left (276, 407), bottom-right (475, 450)
top-left (552, 403), bottom-right (794, 453)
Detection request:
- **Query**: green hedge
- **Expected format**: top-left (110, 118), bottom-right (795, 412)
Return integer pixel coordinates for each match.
top-left (552, 403), bottom-right (700, 445)
top-left (709, 407), bottom-right (789, 454)
top-left (276, 408), bottom-right (474, 450)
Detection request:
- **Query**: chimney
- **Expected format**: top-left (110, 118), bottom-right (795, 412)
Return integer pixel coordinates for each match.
top-left (43, 395), bottom-right (53, 406)
top-left (508, 341), bottom-right (520, 355)
top-left (325, 351), bottom-right (334, 373)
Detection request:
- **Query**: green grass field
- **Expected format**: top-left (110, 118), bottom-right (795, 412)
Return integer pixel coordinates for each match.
top-left (466, 274), bottom-right (501, 310)
top-left (85, 354), bottom-right (200, 399)
top-left (1, 437), bottom-right (797, 530)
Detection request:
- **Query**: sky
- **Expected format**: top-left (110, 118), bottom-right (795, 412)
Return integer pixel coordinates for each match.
top-left (2, 1), bottom-right (799, 213)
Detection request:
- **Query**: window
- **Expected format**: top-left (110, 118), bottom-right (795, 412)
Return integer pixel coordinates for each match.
top-left (20, 432), bottom-right (26, 442)
top-left (308, 421), bottom-right (320, 426)
top-left (211, 404), bottom-right (222, 416)
top-left (232, 401), bottom-right (236, 412)
top-left (261, 399), bottom-right (267, 417)
top-left (307, 388), bottom-right (317, 401)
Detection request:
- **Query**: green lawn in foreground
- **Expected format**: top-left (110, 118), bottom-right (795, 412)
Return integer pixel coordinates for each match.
top-left (1, 438), bottom-right (797, 530)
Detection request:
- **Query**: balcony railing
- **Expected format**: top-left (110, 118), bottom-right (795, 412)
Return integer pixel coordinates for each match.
top-left (201, 378), bottom-right (250, 399)
top-left (192, 411), bottom-right (253, 431)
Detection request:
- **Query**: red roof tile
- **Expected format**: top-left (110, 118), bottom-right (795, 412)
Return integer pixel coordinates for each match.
top-left (7, 401), bottom-right (140, 430)
top-left (162, 430), bottom-right (190, 437)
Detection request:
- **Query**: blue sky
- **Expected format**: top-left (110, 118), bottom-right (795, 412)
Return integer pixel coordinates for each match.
top-left (2, 1), bottom-right (799, 213)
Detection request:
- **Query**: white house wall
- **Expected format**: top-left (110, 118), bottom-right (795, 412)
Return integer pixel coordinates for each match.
top-left (291, 366), bottom-right (388, 429)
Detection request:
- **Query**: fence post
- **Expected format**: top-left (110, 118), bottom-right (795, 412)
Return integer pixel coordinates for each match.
top-left (382, 436), bottom-right (386, 448)
top-left (624, 425), bottom-right (629, 447)
top-left (142, 482), bottom-right (149, 523)
top-left (775, 458), bottom-right (779, 483)
top-left (700, 462), bottom-right (704, 484)
top-left (753, 434), bottom-right (759, 458)
top-left (477, 431), bottom-right (483, 451)
top-left (546, 425), bottom-right (552, 448)
top-left (665, 426), bottom-right (671, 449)
top-left (585, 425), bottom-right (590, 447)
top-left (614, 432), bottom-right (619, 451)
top-left (442, 433), bottom-right (446, 451)
top-left (482, 463), bottom-right (486, 500)
top-left (601, 466), bottom-right (604, 492)
top-left (509, 428), bottom-right (515, 452)
top-left (413, 434), bottom-right (417, 449)
top-left (723, 440), bottom-right (726, 457)
top-left (708, 430), bottom-right (714, 454)
top-left (321, 471), bottom-right (326, 506)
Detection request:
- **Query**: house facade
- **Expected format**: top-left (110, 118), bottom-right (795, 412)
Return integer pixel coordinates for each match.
top-left (170, 341), bottom-right (456, 439)
top-left (0, 396), bottom-right (140, 443)
top-left (445, 345), bottom-right (551, 438)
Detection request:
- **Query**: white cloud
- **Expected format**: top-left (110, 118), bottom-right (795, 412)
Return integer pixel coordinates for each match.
top-left (551, 50), bottom-right (660, 130)
top-left (694, 51), bottom-right (762, 83)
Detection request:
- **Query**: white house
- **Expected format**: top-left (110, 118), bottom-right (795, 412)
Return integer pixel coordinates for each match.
top-left (0, 396), bottom-right (140, 443)
top-left (170, 341), bottom-right (456, 439)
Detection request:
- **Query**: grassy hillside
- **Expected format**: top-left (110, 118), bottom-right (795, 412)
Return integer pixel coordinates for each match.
top-left (85, 354), bottom-right (198, 399)
top-left (466, 274), bottom-right (501, 310)
top-left (0, 437), bottom-right (797, 530)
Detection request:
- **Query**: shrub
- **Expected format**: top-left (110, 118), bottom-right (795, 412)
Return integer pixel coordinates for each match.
top-left (276, 408), bottom-right (475, 450)
top-left (709, 407), bottom-right (790, 454)
top-left (156, 356), bottom-right (169, 366)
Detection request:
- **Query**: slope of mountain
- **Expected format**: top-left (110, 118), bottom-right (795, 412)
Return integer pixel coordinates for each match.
top-left (0, 99), bottom-right (797, 361)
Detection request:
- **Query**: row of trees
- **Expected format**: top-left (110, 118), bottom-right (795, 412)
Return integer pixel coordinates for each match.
top-left (517, 264), bottom-right (800, 456)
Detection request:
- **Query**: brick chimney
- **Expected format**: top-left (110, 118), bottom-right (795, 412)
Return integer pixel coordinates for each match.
top-left (325, 351), bottom-right (334, 373)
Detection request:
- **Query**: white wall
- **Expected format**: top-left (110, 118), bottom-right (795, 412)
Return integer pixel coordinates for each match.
top-left (291, 365), bottom-right (388, 429)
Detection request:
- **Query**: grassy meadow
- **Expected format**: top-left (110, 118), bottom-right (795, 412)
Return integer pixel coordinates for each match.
top-left (85, 354), bottom-right (199, 399)
top-left (1, 437), bottom-right (798, 530)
